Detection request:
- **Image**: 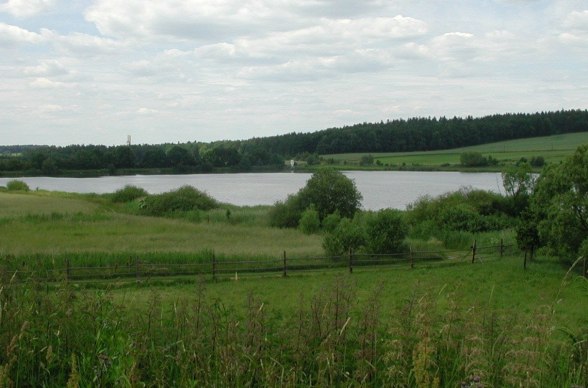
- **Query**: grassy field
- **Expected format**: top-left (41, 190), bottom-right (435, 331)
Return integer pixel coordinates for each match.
top-left (1, 188), bottom-right (587, 385)
top-left (0, 191), bottom-right (323, 259)
top-left (325, 131), bottom-right (588, 170)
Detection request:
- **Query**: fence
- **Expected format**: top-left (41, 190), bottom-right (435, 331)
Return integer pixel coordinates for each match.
top-left (0, 240), bottom-right (522, 284)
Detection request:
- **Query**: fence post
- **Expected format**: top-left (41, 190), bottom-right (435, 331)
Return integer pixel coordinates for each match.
top-left (500, 239), bottom-right (504, 257)
top-left (212, 252), bottom-right (217, 281)
top-left (471, 240), bottom-right (477, 264)
top-left (348, 248), bottom-right (353, 274)
top-left (410, 246), bottom-right (414, 269)
top-left (583, 256), bottom-right (587, 278)
top-left (66, 259), bottom-right (70, 281)
top-left (524, 251), bottom-right (527, 270)
top-left (283, 250), bottom-right (287, 278)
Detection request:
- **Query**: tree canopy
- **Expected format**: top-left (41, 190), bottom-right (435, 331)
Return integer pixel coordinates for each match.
top-left (531, 144), bottom-right (588, 259)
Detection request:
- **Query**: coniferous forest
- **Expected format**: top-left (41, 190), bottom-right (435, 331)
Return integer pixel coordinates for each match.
top-left (1, 110), bottom-right (587, 174)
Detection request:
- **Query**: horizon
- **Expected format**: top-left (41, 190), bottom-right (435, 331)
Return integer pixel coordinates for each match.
top-left (1, 1), bottom-right (587, 146)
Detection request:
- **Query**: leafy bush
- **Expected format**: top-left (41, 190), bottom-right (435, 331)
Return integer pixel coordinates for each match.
top-left (323, 217), bottom-right (366, 257)
top-left (364, 209), bottom-right (408, 254)
top-left (299, 206), bottom-right (320, 234)
top-left (140, 185), bottom-right (218, 216)
top-left (460, 152), bottom-right (488, 167)
top-left (269, 194), bottom-right (305, 228)
top-left (6, 179), bottom-right (30, 192)
top-left (111, 185), bottom-right (148, 203)
top-left (322, 211), bottom-right (342, 233)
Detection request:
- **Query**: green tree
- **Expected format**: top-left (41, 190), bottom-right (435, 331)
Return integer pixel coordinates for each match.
top-left (531, 144), bottom-right (588, 259)
top-left (298, 168), bottom-right (362, 221)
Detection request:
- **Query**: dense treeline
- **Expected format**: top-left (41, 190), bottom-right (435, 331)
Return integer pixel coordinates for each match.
top-left (1, 109), bottom-right (587, 174)
top-left (255, 109), bottom-right (588, 155)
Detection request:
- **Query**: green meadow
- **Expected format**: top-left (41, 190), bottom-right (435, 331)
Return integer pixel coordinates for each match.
top-left (325, 131), bottom-right (588, 170)
top-left (0, 185), bottom-right (587, 386)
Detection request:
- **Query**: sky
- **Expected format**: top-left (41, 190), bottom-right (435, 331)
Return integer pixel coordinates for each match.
top-left (1, 0), bottom-right (587, 146)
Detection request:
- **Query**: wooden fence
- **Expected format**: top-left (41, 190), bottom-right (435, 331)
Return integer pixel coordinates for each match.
top-left (0, 241), bottom-right (522, 284)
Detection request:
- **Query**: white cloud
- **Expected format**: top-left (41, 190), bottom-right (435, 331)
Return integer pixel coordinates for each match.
top-left (0, 22), bottom-right (44, 44)
top-left (29, 77), bottom-right (70, 88)
top-left (23, 59), bottom-right (69, 76)
top-left (0, 0), bottom-right (56, 18)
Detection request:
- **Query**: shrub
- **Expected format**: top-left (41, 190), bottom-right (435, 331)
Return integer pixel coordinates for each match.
top-left (268, 194), bottom-right (305, 228)
top-left (111, 185), bottom-right (148, 203)
top-left (6, 179), bottom-right (30, 192)
top-left (140, 185), bottom-right (218, 216)
top-left (460, 152), bottom-right (488, 167)
top-left (364, 209), bottom-right (408, 254)
top-left (299, 206), bottom-right (321, 234)
top-left (323, 217), bottom-right (366, 257)
top-left (322, 211), bottom-right (342, 233)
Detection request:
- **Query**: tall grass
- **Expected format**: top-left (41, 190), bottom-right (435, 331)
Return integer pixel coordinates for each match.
top-left (0, 270), bottom-right (586, 386)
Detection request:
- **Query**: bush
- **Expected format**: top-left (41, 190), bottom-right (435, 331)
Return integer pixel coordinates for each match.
top-left (299, 207), bottom-right (321, 234)
top-left (140, 185), bottom-right (218, 216)
top-left (323, 217), bottom-right (366, 257)
top-left (364, 209), bottom-right (408, 254)
top-left (322, 211), bottom-right (342, 233)
top-left (111, 185), bottom-right (148, 203)
top-left (269, 194), bottom-right (305, 228)
top-left (6, 179), bottom-right (30, 192)
top-left (460, 152), bottom-right (488, 167)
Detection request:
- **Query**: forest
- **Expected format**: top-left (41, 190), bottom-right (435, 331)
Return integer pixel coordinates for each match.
top-left (1, 109), bottom-right (587, 174)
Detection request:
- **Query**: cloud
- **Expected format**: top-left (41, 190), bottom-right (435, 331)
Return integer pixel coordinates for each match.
top-left (0, 22), bottom-right (44, 44)
top-left (23, 59), bottom-right (69, 76)
top-left (0, 0), bottom-right (56, 18)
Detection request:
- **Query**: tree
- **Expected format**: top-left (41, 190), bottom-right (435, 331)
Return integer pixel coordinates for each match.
top-left (531, 144), bottom-right (588, 259)
top-left (502, 162), bottom-right (535, 198)
top-left (502, 162), bottom-right (536, 215)
top-left (298, 168), bottom-right (362, 221)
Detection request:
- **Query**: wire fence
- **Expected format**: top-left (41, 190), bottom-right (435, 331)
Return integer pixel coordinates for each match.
top-left (0, 240), bottom-right (520, 284)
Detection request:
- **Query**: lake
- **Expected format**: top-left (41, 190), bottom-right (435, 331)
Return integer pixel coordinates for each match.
top-left (0, 171), bottom-right (505, 210)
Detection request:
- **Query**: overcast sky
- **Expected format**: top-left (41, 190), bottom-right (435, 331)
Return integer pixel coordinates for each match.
top-left (1, 0), bottom-right (587, 146)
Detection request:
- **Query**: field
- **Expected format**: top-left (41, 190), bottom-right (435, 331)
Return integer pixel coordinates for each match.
top-left (324, 131), bottom-right (588, 170)
top-left (0, 189), bottom-right (587, 386)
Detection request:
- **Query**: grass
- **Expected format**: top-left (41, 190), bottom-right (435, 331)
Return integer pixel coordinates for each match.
top-left (325, 131), bottom-right (588, 170)
top-left (1, 187), bottom-right (587, 385)
top-left (0, 191), bottom-right (323, 259)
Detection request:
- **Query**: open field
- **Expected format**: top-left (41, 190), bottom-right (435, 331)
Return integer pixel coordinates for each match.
top-left (0, 191), bottom-right (323, 259)
top-left (1, 188), bottom-right (587, 385)
top-left (325, 131), bottom-right (588, 170)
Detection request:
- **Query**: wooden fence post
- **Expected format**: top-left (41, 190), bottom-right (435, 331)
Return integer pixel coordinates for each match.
top-left (66, 259), bottom-right (70, 281)
top-left (348, 248), bottom-right (353, 274)
top-left (500, 238), bottom-right (504, 257)
top-left (283, 250), bottom-right (287, 278)
top-left (471, 240), bottom-right (477, 264)
top-left (212, 252), bottom-right (217, 281)
top-left (583, 256), bottom-right (587, 278)
top-left (524, 251), bottom-right (527, 270)
top-left (135, 259), bottom-right (140, 282)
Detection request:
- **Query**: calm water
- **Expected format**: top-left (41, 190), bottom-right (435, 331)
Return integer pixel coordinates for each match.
top-left (0, 171), bottom-right (504, 210)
